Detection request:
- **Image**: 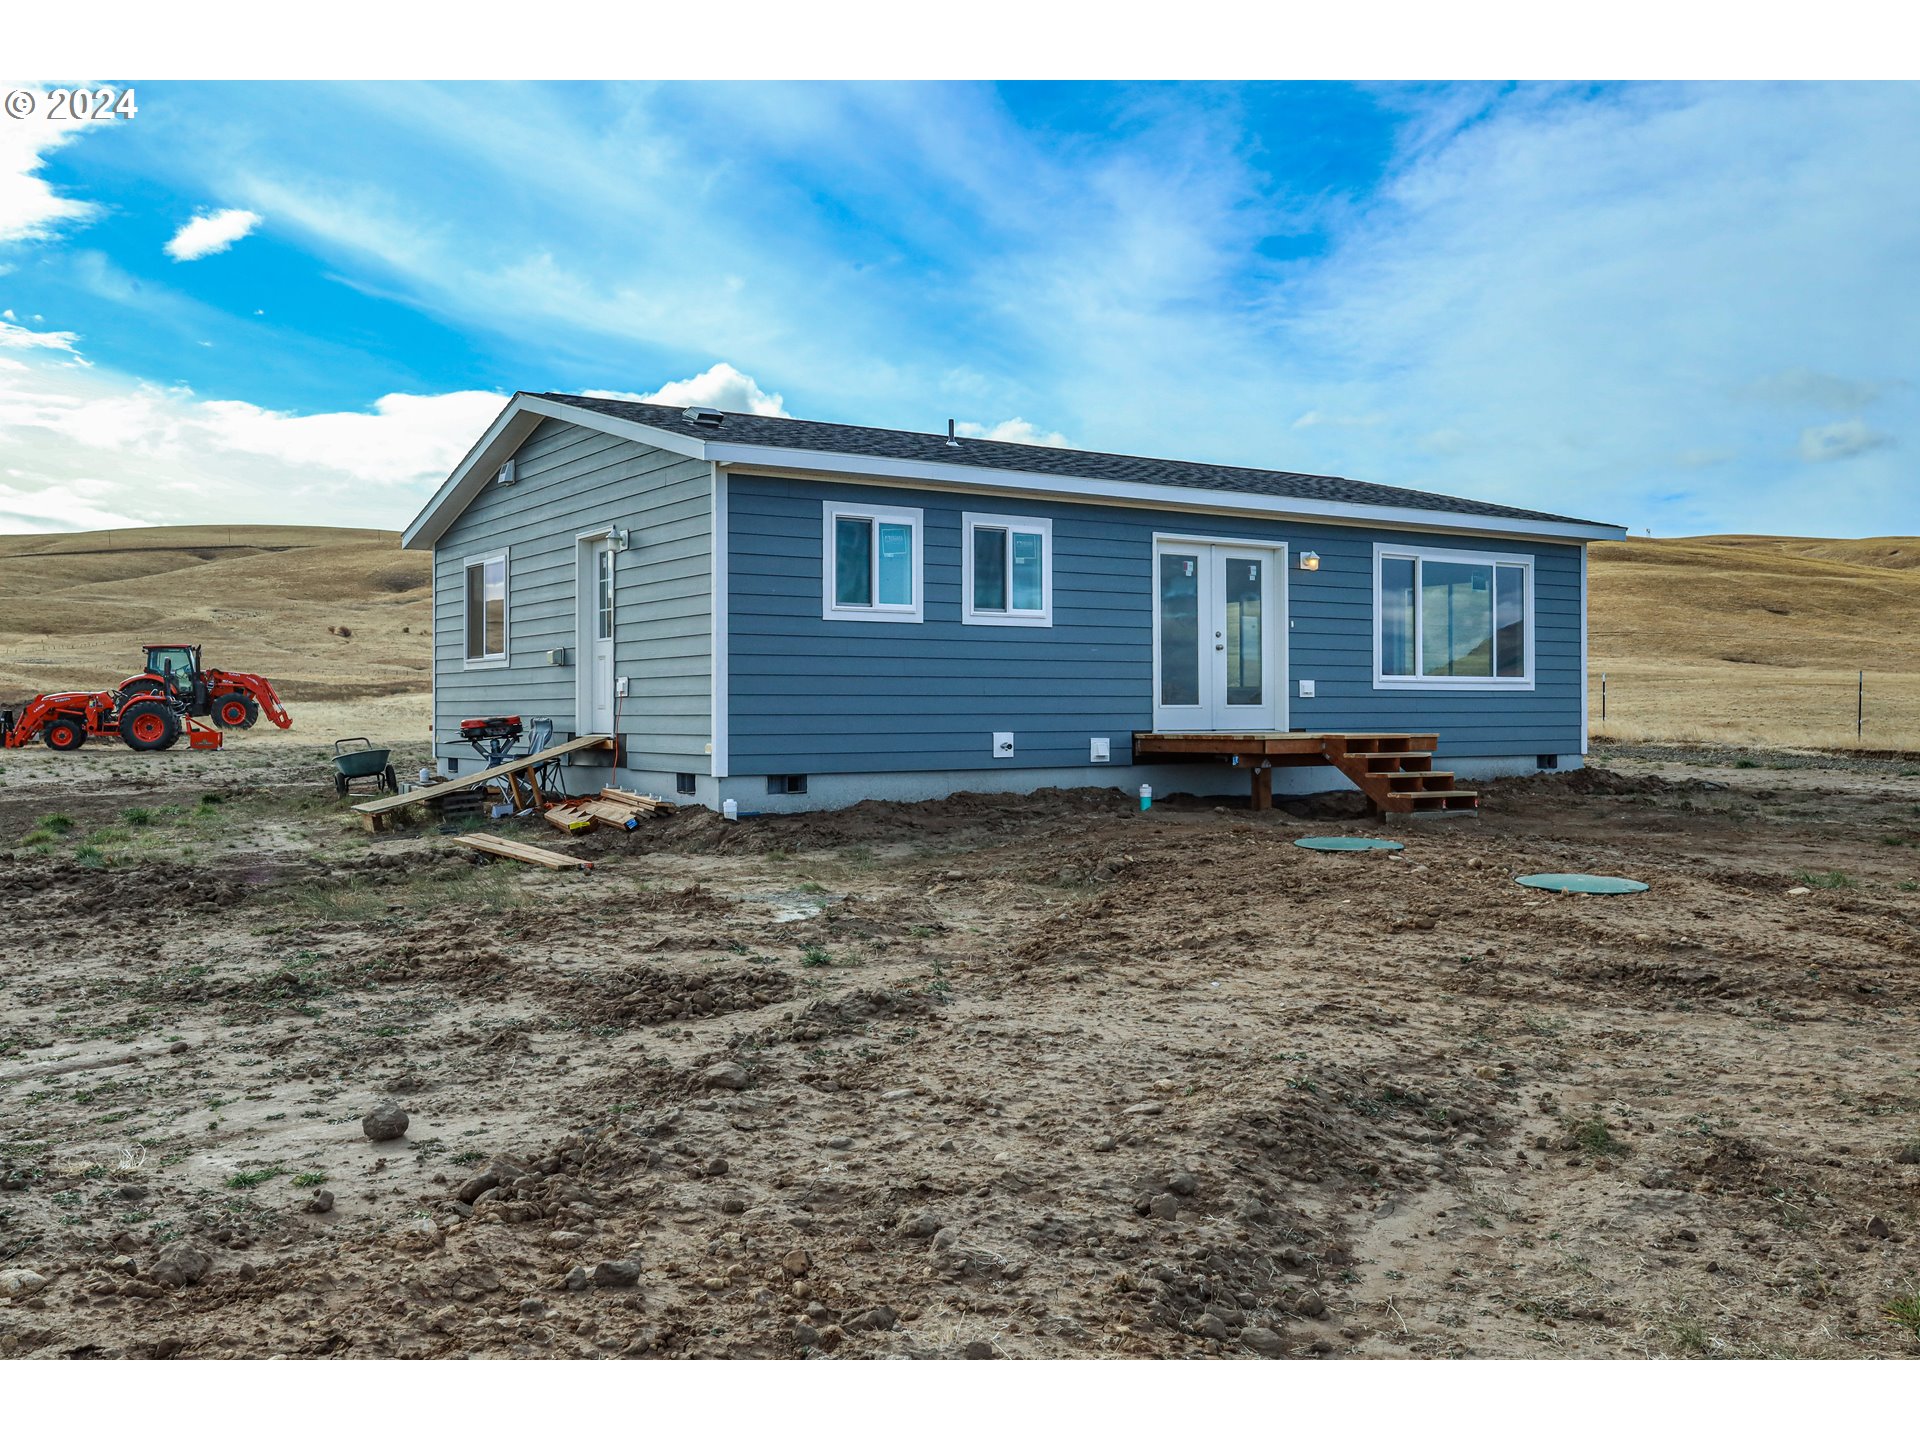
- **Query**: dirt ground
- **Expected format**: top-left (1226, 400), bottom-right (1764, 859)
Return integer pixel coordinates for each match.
top-left (3, 734), bottom-right (1919, 1360)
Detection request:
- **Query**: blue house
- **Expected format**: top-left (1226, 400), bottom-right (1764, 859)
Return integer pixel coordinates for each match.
top-left (401, 395), bottom-right (1624, 815)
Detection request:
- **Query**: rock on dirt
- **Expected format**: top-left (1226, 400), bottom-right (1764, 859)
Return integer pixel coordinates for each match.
top-left (962, 1339), bottom-right (996, 1359)
top-left (1165, 1171), bottom-right (1198, 1196)
top-left (1, 1269), bottom-right (49, 1301)
top-left (781, 1249), bottom-right (812, 1276)
top-left (1242, 1327), bottom-right (1286, 1357)
top-left (699, 1062), bottom-right (750, 1091)
top-left (1896, 1143), bottom-right (1920, 1165)
top-left (592, 1260), bottom-right (641, 1287)
top-left (362, 1101), bottom-right (410, 1141)
top-left (845, 1304), bottom-right (897, 1331)
top-left (148, 1243), bottom-right (212, 1290)
top-left (455, 1160), bottom-right (522, 1204)
top-left (304, 1189), bottom-right (335, 1214)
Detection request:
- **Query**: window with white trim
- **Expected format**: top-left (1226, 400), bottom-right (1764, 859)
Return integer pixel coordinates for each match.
top-left (1374, 544), bottom-right (1532, 688)
top-left (962, 513), bottom-right (1052, 626)
top-left (463, 550), bottom-right (508, 665)
top-left (822, 502), bottom-right (923, 622)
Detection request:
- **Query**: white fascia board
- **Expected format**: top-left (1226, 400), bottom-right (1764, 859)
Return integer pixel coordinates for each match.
top-left (708, 446), bottom-right (1627, 544)
top-left (400, 394), bottom-right (711, 551)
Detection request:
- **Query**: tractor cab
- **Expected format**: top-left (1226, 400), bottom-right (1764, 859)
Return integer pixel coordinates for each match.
top-left (143, 645), bottom-right (206, 706)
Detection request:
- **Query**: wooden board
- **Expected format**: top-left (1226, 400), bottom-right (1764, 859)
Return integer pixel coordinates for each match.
top-left (352, 734), bottom-right (613, 830)
top-left (453, 834), bottom-right (593, 870)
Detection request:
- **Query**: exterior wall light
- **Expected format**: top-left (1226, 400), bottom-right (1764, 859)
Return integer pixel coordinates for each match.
top-left (609, 528), bottom-right (631, 552)
top-left (1299, 551), bottom-right (1320, 572)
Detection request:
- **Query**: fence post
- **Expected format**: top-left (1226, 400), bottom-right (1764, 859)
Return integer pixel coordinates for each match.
top-left (1601, 672), bottom-right (1607, 724)
top-left (1858, 670), bottom-right (1864, 740)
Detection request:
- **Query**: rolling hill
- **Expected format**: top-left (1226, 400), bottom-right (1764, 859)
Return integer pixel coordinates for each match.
top-left (0, 525), bottom-right (430, 705)
top-left (1588, 535), bottom-right (1920, 749)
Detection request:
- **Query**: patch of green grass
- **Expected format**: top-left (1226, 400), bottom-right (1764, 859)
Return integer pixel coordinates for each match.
top-left (73, 843), bottom-right (107, 868)
top-left (1793, 870), bottom-right (1854, 890)
top-left (40, 813), bottom-right (74, 834)
top-left (226, 1167), bottom-right (285, 1190)
top-left (292, 1171), bottom-right (327, 1187)
top-left (1566, 1114), bottom-right (1629, 1157)
top-left (450, 1149), bottom-right (486, 1166)
top-left (1884, 1293), bottom-right (1920, 1340)
top-left (800, 945), bottom-right (833, 969)
top-left (122, 807), bottom-right (154, 827)
top-left (1733, 759), bottom-right (1759, 769)
top-left (1669, 1321), bottom-right (1711, 1356)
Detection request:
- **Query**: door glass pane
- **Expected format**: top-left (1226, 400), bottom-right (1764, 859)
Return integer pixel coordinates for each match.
top-left (483, 557), bottom-right (506, 657)
top-left (972, 527), bottom-right (1007, 610)
top-left (596, 549), bottom-right (613, 641)
top-left (1380, 556), bottom-right (1416, 675)
top-left (1010, 530), bottom-right (1043, 611)
top-left (1495, 564), bottom-right (1526, 677)
top-left (1158, 553), bottom-right (1200, 707)
top-left (1421, 560), bottom-right (1493, 676)
top-left (1224, 556), bottom-right (1263, 706)
top-left (876, 522), bottom-right (913, 606)
top-left (834, 518), bottom-right (871, 606)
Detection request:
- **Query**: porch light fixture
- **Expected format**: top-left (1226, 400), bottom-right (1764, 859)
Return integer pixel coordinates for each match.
top-left (608, 528), bottom-right (631, 552)
top-left (1299, 551), bottom-right (1320, 572)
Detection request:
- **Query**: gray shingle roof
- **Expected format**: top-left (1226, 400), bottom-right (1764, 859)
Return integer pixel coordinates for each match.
top-left (534, 392), bottom-right (1608, 529)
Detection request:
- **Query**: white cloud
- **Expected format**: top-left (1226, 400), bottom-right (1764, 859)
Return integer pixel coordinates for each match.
top-left (0, 88), bottom-right (98, 244)
top-left (586, 362), bottom-right (789, 416)
top-left (164, 207), bottom-right (263, 261)
top-left (0, 318), bottom-right (81, 354)
top-left (0, 336), bottom-right (505, 529)
top-left (1798, 419), bottom-right (1894, 464)
top-left (955, 417), bottom-right (1070, 447)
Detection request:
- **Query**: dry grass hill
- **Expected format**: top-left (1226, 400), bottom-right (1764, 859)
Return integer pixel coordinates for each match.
top-left (0, 525), bottom-right (429, 708)
top-left (2, 524), bottom-right (1913, 755)
top-left (1589, 535), bottom-right (1920, 750)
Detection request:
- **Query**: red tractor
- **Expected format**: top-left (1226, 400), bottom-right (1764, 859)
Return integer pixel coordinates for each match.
top-left (1, 644), bottom-right (291, 753)
top-left (115, 644), bottom-right (291, 732)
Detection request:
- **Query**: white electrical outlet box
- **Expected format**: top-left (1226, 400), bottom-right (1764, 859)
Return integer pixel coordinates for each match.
top-left (1090, 737), bottom-right (1111, 763)
top-left (992, 731), bottom-right (1015, 758)
top-left (615, 676), bottom-right (629, 697)
top-left (1298, 679), bottom-right (1315, 698)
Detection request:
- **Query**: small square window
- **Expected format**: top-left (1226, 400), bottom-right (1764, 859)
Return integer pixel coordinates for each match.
top-left (675, 772), bottom-right (697, 795)
top-left (963, 514), bottom-right (1051, 626)
top-left (822, 503), bottom-right (923, 622)
top-left (766, 775), bottom-right (808, 795)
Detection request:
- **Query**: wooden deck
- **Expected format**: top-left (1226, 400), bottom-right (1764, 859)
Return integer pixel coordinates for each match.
top-left (351, 734), bottom-right (615, 832)
top-left (1132, 731), bottom-right (1479, 817)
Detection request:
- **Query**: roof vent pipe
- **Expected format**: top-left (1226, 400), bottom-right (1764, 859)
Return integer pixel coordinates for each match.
top-left (684, 406), bottom-right (725, 427)
top-left (946, 418), bottom-right (960, 448)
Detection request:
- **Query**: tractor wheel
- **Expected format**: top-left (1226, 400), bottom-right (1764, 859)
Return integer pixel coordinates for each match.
top-left (44, 717), bottom-right (87, 752)
top-left (120, 700), bottom-right (180, 753)
top-left (237, 697), bottom-right (260, 728)
top-left (381, 764), bottom-right (399, 794)
top-left (212, 694), bottom-right (255, 728)
top-left (334, 773), bottom-right (350, 798)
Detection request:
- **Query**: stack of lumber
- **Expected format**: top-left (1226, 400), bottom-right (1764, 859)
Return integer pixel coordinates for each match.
top-left (542, 786), bottom-right (676, 836)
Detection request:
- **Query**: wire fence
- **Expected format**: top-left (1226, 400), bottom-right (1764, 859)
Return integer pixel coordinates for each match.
top-left (1590, 666), bottom-right (1920, 750)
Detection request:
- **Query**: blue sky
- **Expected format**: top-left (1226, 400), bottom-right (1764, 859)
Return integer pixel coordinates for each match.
top-left (1, 80), bottom-right (1916, 535)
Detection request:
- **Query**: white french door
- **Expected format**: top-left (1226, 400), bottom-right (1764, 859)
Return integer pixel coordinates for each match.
top-left (1152, 539), bottom-right (1285, 732)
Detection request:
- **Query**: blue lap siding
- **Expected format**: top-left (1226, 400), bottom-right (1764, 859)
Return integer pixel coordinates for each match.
top-left (725, 473), bottom-right (1583, 775)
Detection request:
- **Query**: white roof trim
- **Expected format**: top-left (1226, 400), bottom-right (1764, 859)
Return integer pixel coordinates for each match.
top-left (402, 393), bottom-right (1628, 550)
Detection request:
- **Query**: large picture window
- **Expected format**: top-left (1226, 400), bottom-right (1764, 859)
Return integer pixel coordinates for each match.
top-left (1374, 544), bottom-right (1532, 688)
top-left (962, 513), bottom-right (1052, 627)
top-left (821, 501), bottom-right (923, 622)
top-left (463, 550), bottom-right (508, 666)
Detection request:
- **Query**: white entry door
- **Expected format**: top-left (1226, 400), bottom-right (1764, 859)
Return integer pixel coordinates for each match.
top-left (1152, 540), bottom-right (1284, 731)
top-left (581, 537), bottom-right (616, 734)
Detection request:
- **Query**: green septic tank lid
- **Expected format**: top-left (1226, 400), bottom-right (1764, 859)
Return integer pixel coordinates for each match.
top-left (1515, 872), bottom-right (1649, 895)
top-left (1294, 836), bottom-right (1405, 853)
